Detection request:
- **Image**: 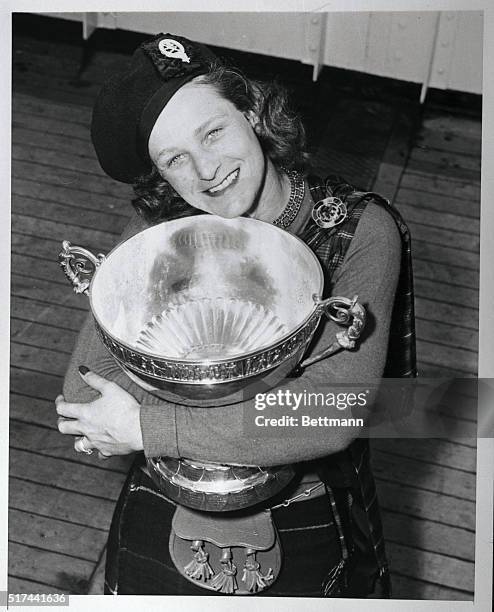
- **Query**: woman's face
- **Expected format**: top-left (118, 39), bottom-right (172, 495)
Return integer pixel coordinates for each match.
top-left (148, 82), bottom-right (266, 218)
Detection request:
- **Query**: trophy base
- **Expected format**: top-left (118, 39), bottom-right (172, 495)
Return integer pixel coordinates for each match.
top-left (147, 457), bottom-right (295, 512)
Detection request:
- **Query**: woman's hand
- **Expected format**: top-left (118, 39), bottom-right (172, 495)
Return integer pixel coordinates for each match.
top-left (56, 367), bottom-right (144, 457)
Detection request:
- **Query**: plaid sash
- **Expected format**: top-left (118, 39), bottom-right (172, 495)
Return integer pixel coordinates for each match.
top-left (301, 175), bottom-right (418, 597)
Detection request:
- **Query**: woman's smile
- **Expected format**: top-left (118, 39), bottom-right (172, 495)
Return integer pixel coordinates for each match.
top-left (205, 168), bottom-right (240, 195)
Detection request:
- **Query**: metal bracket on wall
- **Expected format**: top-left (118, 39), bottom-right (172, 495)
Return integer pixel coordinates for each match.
top-left (305, 13), bottom-right (328, 82)
top-left (420, 11), bottom-right (458, 104)
top-left (82, 12), bottom-right (117, 40)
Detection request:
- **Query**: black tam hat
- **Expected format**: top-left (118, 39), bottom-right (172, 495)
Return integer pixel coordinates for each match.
top-left (91, 33), bottom-right (218, 183)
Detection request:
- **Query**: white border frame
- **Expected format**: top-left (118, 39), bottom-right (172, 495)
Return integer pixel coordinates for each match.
top-left (2, 2), bottom-right (493, 611)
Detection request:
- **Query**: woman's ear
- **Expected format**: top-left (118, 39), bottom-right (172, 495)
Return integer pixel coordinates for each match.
top-left (245, 110), bottom-right (260, 132)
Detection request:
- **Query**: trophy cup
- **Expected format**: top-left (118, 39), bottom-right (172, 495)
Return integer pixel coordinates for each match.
top-left (59, 215), bottom-right (365, 511)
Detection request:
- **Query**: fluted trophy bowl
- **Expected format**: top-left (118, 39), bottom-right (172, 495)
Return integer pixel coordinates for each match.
top-left (59, 215), bottom-right (365, 511)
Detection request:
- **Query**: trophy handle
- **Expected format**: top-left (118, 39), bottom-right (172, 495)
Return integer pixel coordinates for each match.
top-left (58, 240), bottom-right (106, 295)
top-left (299, 295), bottom-right (366, 368)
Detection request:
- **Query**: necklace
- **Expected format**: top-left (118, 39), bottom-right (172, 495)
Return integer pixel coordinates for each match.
top-left (272, 169), bottom-right (305, 229)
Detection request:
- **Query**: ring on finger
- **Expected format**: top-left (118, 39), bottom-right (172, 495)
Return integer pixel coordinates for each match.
top-left (74, 436), bottom-right (93, 455)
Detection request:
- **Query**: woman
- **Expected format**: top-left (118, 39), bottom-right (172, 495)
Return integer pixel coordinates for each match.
top-left (56, 32), bottom-right (415, 597)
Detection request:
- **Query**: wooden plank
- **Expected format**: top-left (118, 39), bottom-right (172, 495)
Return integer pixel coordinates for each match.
top-left (12, 253), bottom-right (76, 288)
top-left (11, 342), bottom-right (77, 377)
top-left (391, 573), bottom-right (472, 600)
top-left (13, 143), bottom-right (105, 176)
top-left (373, 439), bottom-right (476, 473)
top-left (12, 274), bottom-right (97, 310)
top-left (11, 319), bottom-right (77, 354)
top-left (9, 477), bottom-right (116, 531)
top-left (414, 278), bottom-right (479, 310)
top-left (8, 542), bottom-right (94, 594)
top-left (409, 147), bottom-right (481, 173)
top-left (14, 35), bottom-right (87, 76)
top-left (12, 195), bottom-right (128, 235)
top-left (415, 318), bottom-right (478, 353)
top-left (386, 542), bottom-right (474, 592)
top-left (8, 576), bottom-right (67, 595)
top-left (400, 172), bottom-right (480, 201)
top-left (10, 394), bottom-right (59, 428)
top-left (12, 253), bottom-right (72, 288)
top-left (371, 450), bottom-right (476, 501)
top-left (372, 105), bottom-right (417, 200)
top-left (395, 202), bottom-right (480, 236)
top-left (414, 277), bottom-right (479, 310)
top-left (11, 296), bottom-right (88, 331)
top-left (13, 116), bottom-right (91, 144)
top-left (10, 367), bottom-right (63, 401)
top-left (9, 420), bottom-right (130, 474)
top-left (14, 35), bottom-right (125, 86)
top-left (397, 185), bottom-right (480, 217)
top-left (12, 213), bottom-right (119, 251)
top-left (418, 362), bottom-right (476, 379)
top-left (416, 339), bottom-right (478, 374)
top-left (13, 72), bottom-right (101, 109)
top-left (14, 91), bottom-right (92, 124)
top-left (9, 402), bottom-right (135, 474)
top-left (9, 508), bottom-right (107, 562)
top-left (375, 480), bottom-right (475, 530)
top-left (12, 233), bottom-right (95, 263)
top-left (9, 449), bottom-right (126, 500)
top-left (382, 511), bottom-right (474, 561)
top-left (413, 259), bottom-right (479, 290)
top-left (407, 222), bottom-right (479, 254)
top-left (415, 297), bottom-right (478, 331)
top-left (421, 112), bottom-right (482, 140)
top-left (413, 241), bottom-right (479, 270)
top-left (12, 177), bottom-right (131, 218)
top-left (12, 159), bottom-right (132, 200)
top-left (406, 159), bottom-right (479, 183)
top-left (415, 130), bottom-right (481, 157)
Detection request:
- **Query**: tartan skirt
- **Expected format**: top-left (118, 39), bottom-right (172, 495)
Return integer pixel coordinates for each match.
top-left (104, 458), bottom-right (383, 597)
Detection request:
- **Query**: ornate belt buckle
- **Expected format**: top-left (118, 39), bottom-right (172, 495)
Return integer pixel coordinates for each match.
top-left (312, 196), bottom-right (347, 229)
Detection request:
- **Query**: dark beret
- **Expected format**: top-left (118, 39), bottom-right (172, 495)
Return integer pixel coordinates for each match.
top-left (91, 33), bottom-right (218, 183)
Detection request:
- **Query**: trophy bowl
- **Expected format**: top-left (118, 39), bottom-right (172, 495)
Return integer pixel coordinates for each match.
top-left (59, 215), bottom-right (365, 511)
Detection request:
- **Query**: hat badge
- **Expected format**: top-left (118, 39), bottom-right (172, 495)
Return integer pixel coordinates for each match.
top-left (158, 38), bottom-right (191, 63)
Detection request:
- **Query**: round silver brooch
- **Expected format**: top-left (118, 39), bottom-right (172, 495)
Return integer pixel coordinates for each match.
top-left (312, 196), bottom-right (348, 229)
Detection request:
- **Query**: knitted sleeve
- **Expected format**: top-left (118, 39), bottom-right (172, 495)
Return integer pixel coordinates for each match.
top-left (63, 203), bottom-right (401, 465)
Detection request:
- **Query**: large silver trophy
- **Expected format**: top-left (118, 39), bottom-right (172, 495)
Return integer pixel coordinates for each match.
top-left (60, 216), bottom-right (365, 511)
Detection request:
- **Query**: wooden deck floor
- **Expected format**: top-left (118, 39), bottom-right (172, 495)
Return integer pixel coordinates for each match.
top-left (9, 22), bottom-right (479, 599)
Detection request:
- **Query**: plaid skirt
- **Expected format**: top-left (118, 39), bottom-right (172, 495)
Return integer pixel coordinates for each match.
top-left (105, 458), bottom-right (384, 597)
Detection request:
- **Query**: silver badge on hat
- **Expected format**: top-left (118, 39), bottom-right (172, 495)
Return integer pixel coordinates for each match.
top-left (158, 39), bottom-right (191, 63)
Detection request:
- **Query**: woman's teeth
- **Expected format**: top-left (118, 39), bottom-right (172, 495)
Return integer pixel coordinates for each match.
top-left (208, 169), bottom-right (239, 194)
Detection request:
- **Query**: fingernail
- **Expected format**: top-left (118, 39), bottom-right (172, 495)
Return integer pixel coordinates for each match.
top-left (79, 365), bottom-right (90, 376)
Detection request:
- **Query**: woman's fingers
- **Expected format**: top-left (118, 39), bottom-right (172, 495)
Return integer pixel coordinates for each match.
top-left (55, 395), bottom-right (83, 419)
top-left (57, 416), bottom-right (83, 436)
top-left (78, 366), bottom-right (113, 393)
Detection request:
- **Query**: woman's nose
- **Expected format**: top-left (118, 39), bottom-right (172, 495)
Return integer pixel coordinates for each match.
top-left (194, 150), bottom-right (220, 182)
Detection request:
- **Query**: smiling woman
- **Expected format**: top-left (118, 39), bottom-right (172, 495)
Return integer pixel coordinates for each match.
top-left (148, 82), bottom-right (275, 219)
top-left (57, 31), bottom-right (415, 598)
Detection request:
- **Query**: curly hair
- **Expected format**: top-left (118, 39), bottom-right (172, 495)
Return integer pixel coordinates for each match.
top-left (132, 62), bottom-right (310, 223)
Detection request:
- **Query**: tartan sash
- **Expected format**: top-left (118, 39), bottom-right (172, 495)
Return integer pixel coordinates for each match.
top-left (302, 175), bottom-right (418, 597)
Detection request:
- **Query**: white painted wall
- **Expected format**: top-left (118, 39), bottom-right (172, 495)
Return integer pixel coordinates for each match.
top-left (42, 11), bottom-right (483, 95)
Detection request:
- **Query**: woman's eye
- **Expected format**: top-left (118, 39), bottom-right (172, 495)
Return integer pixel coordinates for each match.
top-left (205, 127), bottom-right (222, 142)
top-left (167, 153), bottom-right (187, 168)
